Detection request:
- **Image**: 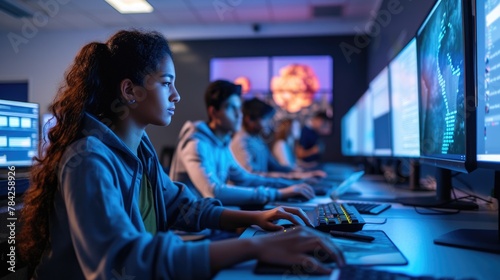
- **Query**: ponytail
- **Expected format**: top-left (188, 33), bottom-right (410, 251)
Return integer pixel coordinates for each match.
top-left (19, 30), bottom-right (172, 267)
top-left (19, 41), bottom-right (114, 266)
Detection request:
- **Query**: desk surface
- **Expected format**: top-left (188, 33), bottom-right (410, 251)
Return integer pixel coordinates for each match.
top-left (215, 175), bottom-right (500, 280)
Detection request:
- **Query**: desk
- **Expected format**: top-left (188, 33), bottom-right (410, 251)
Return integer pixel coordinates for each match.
top-left (215, 175), bottom-right (500, 280)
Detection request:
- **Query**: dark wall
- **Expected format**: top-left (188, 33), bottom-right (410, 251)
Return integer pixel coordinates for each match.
top-left (367, 0), bottom-right (436, 80)
top-left (0, 82), bottom-right (28, 102)
top-left (163, 35), bottom-right (369, 162)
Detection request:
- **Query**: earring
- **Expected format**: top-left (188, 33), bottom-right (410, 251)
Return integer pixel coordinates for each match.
top-left (128, 100), bottom-right (136, 104)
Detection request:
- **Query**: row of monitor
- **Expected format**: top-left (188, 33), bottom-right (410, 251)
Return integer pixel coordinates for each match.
top-left (0, 0), bottom-right (495, 175)
top-left (341, 0), bottom-right (500, 254)
top-left (342, 0), bottom-right (500, 174)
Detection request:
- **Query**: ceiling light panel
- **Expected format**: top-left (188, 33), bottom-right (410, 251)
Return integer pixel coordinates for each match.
top-left (105, 0), bottom-right (154, 14)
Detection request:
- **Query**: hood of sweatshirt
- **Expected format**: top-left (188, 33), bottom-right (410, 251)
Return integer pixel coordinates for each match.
top-left (177, 120), bottom-right (231, 149)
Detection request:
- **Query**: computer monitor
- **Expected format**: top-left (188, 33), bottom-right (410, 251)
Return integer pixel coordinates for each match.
top-left (389, 38), bottom-right (420, 158)
top-left (435, 0), bottom-right (500, 254)
top-left (0, 99), bottom-right (39, 168)
top-left (209, 55), bottom-right (333, 125)
top-left (209, 56), bottom-right (270, 100)
top-left (370, 67), bottom-right (392, 157)
top-left (341, 102), bottom-right (359, 156)
top-left (477, 0), bottom-right (500, 164)
top-left (341, 89), bottom-right (374, 157)
top-left (397, 0), bottom-right (477, 209)
top-left (357, 89), bottom-right (374, 156)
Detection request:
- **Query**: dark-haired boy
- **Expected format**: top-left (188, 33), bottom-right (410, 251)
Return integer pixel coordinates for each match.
top-left (170, 80), bottom-right (314, 206)
top-left (296, 111), bottom-right (333, 166)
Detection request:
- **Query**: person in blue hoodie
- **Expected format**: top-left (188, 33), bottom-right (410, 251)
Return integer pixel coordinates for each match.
top-left (170, 80), bottom-right (316, 207)
top-left (19, 30), bottom-right (344, 279)
top-left (230, 97), bottom-right (326, 179)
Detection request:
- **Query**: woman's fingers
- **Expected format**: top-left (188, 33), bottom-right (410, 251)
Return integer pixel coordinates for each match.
top-left (279, 206), bottom-right (313, 226)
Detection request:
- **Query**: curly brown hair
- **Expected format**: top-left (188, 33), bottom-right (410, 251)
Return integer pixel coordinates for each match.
top-left (18, 29), bottom-right (172, 266)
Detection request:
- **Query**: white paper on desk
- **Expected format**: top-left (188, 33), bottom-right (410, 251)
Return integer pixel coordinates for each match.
top-left (331, 230), bottom-right (408, 266)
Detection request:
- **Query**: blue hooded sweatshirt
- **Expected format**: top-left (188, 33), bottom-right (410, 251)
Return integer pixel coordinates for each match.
top-left (170, 121), bottom-right (295, 206)
top-left (34, 113), bottom-right (224, 280)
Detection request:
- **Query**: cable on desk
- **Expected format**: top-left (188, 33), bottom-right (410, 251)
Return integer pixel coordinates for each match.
top-left (452, 187), bottom-right (494, 205)
top-left (412, 186), bottom-right (461, 215)
top-left (450, 171), bottom-right (472, 187)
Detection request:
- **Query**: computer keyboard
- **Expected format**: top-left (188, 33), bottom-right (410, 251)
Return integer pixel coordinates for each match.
top-left (309, 202), bottom-right (365, 232)
top-left (337, 266), bottom-right (476, 280)
top-left (347, 202), bottom-right (391, 215)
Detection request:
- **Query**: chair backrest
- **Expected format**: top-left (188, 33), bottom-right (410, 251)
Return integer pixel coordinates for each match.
top-left (160, 146), bottom-right (176, 173)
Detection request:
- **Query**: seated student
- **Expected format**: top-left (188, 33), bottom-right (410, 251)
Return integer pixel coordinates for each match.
top-left (19, 30), bottom-right (344, 279)
top-left (170, 80), bottom-right (315, 206)
top-left (230, 98), bottom-right (325, 179)
top-left (272, 118), bottom-right (301, 169)
top-left (296, 111), bottom-right (333, 167)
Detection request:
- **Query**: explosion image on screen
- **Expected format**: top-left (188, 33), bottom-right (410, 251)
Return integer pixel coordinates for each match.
top-left (234, 76), bottom-right (251, 95)
top-left (271, 64), bottom-right (320, 113)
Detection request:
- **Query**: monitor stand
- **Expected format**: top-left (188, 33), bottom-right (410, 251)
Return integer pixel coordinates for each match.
top-left (433, 171), bottom-right (500, 254)
top-left (396, 168), bottom-right (478, 210)
top-left (392, 160), bottom-right (434, 192)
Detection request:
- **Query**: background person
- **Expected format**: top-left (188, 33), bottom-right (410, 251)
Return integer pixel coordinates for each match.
top-left (170, 80), bottom-right (316, 207)
top-left (230, 97), bottom-right (325, 179)
top-left (296, 111), bottom-right (333, 167)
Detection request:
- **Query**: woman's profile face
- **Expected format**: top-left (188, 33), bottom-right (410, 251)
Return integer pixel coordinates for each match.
top-left (131, 54), bottom-right (180, 127)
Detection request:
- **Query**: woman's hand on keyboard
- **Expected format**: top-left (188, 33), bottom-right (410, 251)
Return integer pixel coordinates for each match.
top-left (253, 226), bottom-right (346, 274)
top-left (278, 183), bottom-right (315, 201)
top-left (254, 206), bottom-right (313, 231)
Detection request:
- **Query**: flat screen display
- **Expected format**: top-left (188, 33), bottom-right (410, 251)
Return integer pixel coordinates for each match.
top-left (370, 67), bottom-right (392, 157)
top-left (389, 38), bottom-right (420, 158)
top-left (477, 0), bottom-right (500, 164)
top-left (0, 99), bottom-right (39, 167)
top-left (417, 0), bottom-right (475, 172)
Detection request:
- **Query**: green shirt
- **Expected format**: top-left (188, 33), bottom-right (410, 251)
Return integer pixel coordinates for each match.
top-left (139, 173), bottom-right (157, 234)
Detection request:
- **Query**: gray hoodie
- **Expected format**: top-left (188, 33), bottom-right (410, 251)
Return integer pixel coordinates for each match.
top-left (170, 121), bottom-right (294, 206)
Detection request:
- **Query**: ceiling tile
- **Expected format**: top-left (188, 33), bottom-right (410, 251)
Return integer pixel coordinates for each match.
top-left (270, 0), bottom-right (308, 4)
top-left (234, 7), bottom-right (272, 23)
top-left (0, 0), bottom-right (378, 36)
top-left (148, 0), bottom-right (190, 9)
top-left (53, 13), bottom-right (103, 29)
top-left (271, 5), bottom-right (311, 22)
top-left (309, 0), bottom-right (346, 4)
top-left (197, 8), bottom-right (237, 23)
top-left (156, 9), bottom-right (199, 24)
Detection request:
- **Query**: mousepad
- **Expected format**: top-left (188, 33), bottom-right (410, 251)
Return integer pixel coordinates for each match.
top-left (253, 230), bottom-right (407, 275)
